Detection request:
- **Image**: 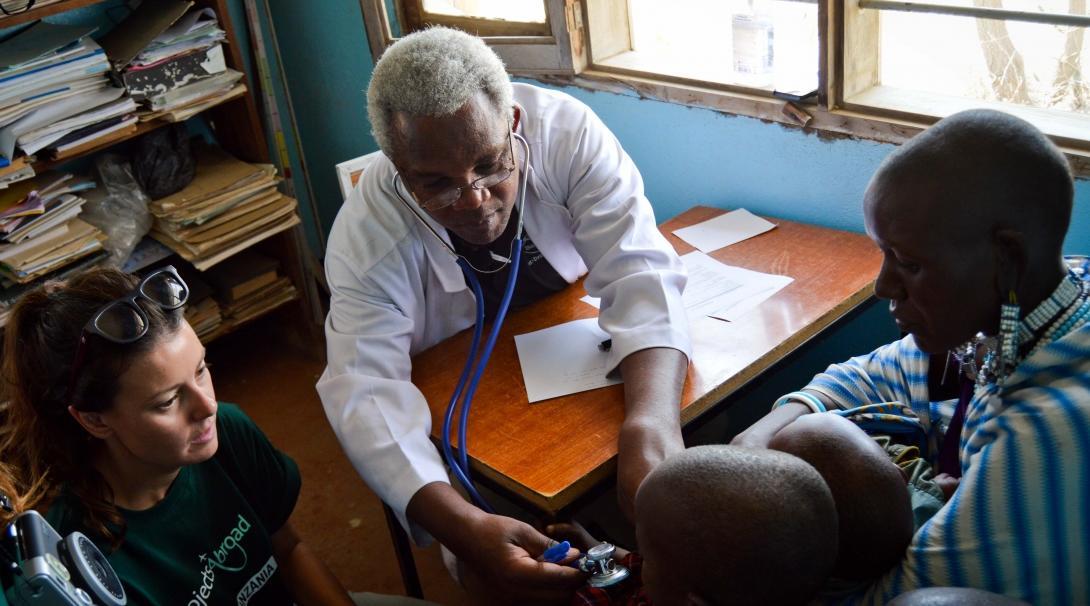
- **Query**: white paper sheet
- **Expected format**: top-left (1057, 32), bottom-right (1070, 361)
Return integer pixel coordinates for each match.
top-left (514, 317), bottom-right (622, 403)
top-left (581, 251), bottom-right (793, 322)
top-left (672, 208), bottom-right (777, 253)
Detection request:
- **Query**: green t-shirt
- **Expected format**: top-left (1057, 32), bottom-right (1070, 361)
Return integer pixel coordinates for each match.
top-left (46, 403), bottom-right (301, 606)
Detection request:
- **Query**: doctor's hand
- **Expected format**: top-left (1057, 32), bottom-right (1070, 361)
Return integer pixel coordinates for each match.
top-left (459, 513), bottom-right (587, 604)
top-left (407, 482), bottom-right (585, 605)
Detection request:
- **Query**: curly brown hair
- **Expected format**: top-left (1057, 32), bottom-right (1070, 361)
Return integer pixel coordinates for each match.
top-left (0, 267), bottom-right (183, 548)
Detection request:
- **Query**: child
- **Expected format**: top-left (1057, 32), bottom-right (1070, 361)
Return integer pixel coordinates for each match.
top-left (554, 444), bottom-right (893, 605)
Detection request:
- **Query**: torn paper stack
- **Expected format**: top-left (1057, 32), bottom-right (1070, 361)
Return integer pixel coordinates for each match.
top-left (101, 3), bottom-right (246, 123)
top-left (148, 144), bottom-right (300, 271)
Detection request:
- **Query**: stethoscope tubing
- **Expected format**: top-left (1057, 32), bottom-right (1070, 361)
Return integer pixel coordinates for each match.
top-left (445, 240), bottom-right (523, 512)
top-left (393, 130), bottom-right (532, 512)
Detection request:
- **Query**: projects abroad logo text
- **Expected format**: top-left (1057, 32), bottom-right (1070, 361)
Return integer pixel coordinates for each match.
top-left (188, 514), bottom-right (270, 606)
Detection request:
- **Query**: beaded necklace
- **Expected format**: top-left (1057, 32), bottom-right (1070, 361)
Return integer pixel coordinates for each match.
top-left (941, 273), bottom-right (1087, 477)
top-left (954, 272), bottom-right (1088, 387)
top-left (1024, 279), bottom-right (1090, 360)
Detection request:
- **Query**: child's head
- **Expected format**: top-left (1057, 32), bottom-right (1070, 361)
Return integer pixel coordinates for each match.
top-left (634, 445), bottom-right (838, 606)
top-left (0, 266), bottom-right (208, 541)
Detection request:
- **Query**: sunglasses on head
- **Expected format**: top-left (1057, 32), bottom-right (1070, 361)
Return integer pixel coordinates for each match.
top-left (67, 266), bottom-right (190, 406)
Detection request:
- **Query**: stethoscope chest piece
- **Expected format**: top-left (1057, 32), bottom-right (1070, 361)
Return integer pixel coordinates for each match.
top-left (578, 542), bottom-right (630, 589)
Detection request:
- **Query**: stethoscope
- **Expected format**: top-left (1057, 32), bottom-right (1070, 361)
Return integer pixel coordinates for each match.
top-left (393, 130), bottom-right (531, 513)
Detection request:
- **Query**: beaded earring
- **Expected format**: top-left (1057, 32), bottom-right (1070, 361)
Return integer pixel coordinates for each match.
top-left (998, 289), bottom-right (1021, 379)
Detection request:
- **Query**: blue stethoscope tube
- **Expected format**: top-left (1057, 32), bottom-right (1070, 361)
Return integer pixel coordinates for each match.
top-left (442, 242), bottom-right (523, 513)
top-left (392, 129), bottom-right (531, 513)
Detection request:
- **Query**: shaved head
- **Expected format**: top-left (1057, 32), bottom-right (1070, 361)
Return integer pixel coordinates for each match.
top-left (866, 109), bottom-right (1073, 265)
top-left (635, 445), bottom-right (838, 606)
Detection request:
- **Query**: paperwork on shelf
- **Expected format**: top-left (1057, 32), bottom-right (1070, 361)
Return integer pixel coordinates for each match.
top-left (514, 317), bottom-right (623, 403)
top-left (672, 208), bottom-right (777, 253)
top-left (0, 217), bottom-right (105, 283)
top-left (581, 251), bottom-right (793, 322)
top-left (0, 158), bottom-right (34, 189)
top-left (105, 2), bottom-right (233, 115)
top-left (0, 172), bottom-right (105, 283)
top-left (0, 23), bottom-right (136, 169)
top-left (139, 81), bottom-right (247, 123)
top-left (134, 8), bottom-right (226, 66)
top-left (149, 145), bottom-right (300, 271)
top-left (177, 267), bottom-right (222, 341)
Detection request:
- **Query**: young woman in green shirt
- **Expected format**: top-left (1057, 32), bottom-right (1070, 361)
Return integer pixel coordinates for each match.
top-left (0, 266), bottom-right (356, 605)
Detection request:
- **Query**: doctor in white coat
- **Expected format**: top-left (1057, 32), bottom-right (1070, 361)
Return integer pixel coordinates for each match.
top-left (318, 27), bottom-right (691, 602)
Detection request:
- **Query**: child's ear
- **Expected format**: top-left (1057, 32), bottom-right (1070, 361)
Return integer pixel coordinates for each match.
top-left (686, 593), bottom-right (714, 606)
top-left (67, 406), bottom-right (112, 440)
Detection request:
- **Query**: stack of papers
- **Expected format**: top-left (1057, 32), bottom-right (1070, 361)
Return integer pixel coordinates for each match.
top-left (105, 5), bottom-right (245, 122)
top-left (0, 247), bottom-right (105, 327)
top-left (219, 275), bottom-right (297, 327)
top-left (148, 145), bottom-right (300, 271)
top-left (0, 155), bottom-right (35, 189)
top-left (0, 23), bottom-right (135, 164)
top-left (203, 249), bottom-right (297, 328)
top-left (176, 268), bottom-right (223, 341)
top-left (0, 172), bottom-right (105, 284)
top-left (186, 295), bottom-right (223, 340)
top-left (133, 7), bottom-right (227, 67)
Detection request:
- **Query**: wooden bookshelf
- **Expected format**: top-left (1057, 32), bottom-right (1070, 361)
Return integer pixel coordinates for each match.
top-left (1, 0), bottom-right (318, 347)
top-left (32, 120), bottom-right (164, 172)
top-left (31, 92), bottom-right (250, 173)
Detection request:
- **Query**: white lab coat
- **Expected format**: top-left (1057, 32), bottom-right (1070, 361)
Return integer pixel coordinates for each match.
top-left (318, 83), bottom-right (690, 544)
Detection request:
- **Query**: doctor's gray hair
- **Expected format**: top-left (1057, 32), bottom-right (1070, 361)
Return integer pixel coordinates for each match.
top-left (367, 27), bottom-right (514, 156)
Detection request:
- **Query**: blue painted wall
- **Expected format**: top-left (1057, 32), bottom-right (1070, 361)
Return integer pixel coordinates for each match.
top-left (262, 5), bottom-right (1090, 427)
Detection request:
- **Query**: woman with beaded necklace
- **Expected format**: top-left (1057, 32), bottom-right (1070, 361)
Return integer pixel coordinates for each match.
top-left (733, 109), bottom-right (1090, 604)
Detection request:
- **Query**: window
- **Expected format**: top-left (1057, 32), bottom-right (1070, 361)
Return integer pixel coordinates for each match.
top-left (358, 0), bottom-right (587, 74)
top-left (590, 0), bottom-right (820, 96)
top-left (403, 0), bottom-right (549, 36)
top-left (359, 0), bottom-right (1090, 161)
top-left (842, 1), bottom-right (1090, 147)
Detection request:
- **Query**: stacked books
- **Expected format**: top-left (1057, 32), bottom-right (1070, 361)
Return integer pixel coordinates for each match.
top-left (0, 155), bottom-right (34, 189)
top-left (177, 267), bottom-right (222, 341)
top-left (107, 6), bottom-right (246, 123)
top-left (0, 173), bottom-right (106, 284)
top-left (0, 22), bottom-right (136, 165)
top-left (149, 144), bottom-right (300, 271)
top-left (204, 250), bottom-right (296, 331)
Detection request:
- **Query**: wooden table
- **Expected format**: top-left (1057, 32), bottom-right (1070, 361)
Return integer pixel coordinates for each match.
top-left (411, 206), bottom-right (882, 515)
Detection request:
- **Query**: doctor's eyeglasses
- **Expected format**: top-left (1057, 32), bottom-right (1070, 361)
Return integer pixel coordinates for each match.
top-left (403, 131), bottom-right (517, 213)
top-left (67, 266), bottom-right (189, 404)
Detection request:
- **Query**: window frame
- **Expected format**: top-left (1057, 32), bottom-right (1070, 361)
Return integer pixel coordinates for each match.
top-left (358, 0), bottom-right (587, 74)
top-left (399, 0), bottom-right (551, 37)
top-left (360, 0), bottom-right (1090, 175)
